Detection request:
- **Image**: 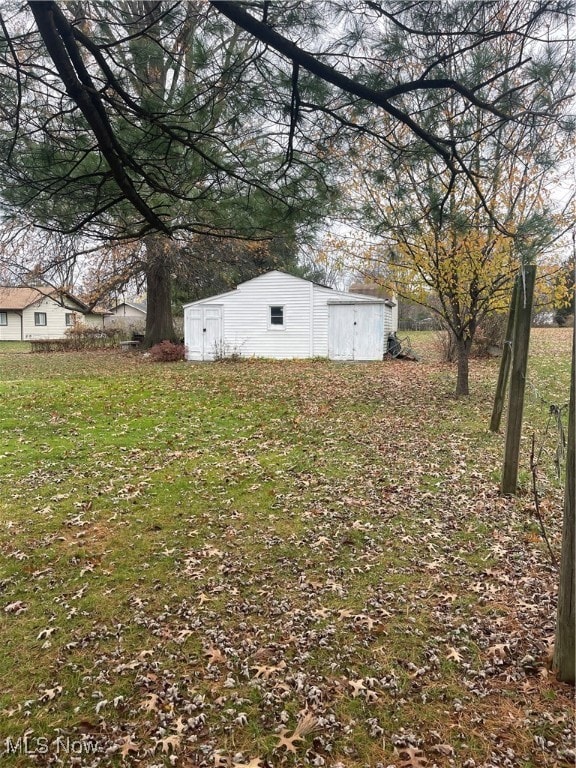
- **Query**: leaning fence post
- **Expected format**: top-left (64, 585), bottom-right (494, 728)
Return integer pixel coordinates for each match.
top-left (501, 264), bottom-right (536, 495)
top-left (490, 276), bottom-right (519, 433)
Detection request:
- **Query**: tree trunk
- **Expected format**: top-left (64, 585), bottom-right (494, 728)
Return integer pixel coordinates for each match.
top-left (490, 276), bottom-right (519, 432)
top-left (501, 264), bottom-right (536, 495)
top-left (144, 234), bottom-right (177, 348)
top-left (554, 326), bottom-right (575, 684)
top-left (455, 335), bottom-right (472, 396)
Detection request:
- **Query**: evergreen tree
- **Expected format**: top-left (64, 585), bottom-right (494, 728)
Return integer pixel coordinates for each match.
top-left (0, 1), bottom-right (333, 344)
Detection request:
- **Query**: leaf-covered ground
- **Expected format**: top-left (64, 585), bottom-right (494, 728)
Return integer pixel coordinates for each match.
top-left (0, 329), bottom-right (573, 768)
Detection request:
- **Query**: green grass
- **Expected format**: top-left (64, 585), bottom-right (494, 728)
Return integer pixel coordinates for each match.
top-left (0, 330), bottom-right (573, 766)
top-left (0, 341), bottom-right (31, 354)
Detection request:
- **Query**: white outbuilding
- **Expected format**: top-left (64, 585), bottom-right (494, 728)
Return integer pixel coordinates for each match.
top-left (183, 270), bottom-right (397, 361)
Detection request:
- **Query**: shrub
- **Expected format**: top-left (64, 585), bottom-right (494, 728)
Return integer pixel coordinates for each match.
top-left (213, 341), bottom-right (244, 362)
top-left (434, 313), bottom-right (507, 362)
top-left (65, 325), bottom-right (118, 350)
top-left (434, 330), bottom-right (457, 362)
top-left (149, 340), bottom-right (186, 362)
top-left (473, 313), bottom-right (507, 358)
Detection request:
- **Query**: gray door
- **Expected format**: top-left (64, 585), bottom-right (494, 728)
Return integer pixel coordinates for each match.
top-left (353, 304), bottom-right (384, 360)
top-left (328, 303), bottom-right (384, 360)
top-left (328, 304), bottom-right (355, 360)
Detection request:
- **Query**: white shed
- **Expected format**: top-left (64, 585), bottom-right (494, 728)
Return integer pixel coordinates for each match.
top-left (183, 270), bottom-right (397, 361)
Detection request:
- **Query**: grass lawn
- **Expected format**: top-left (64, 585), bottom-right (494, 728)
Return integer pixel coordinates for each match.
top-left (0, 328), bottom-right (573, 767)
top-left (0, 341), bottom-right (31, 354)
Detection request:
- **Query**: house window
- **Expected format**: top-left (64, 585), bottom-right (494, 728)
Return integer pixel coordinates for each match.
top-left (34, 312), bottom-right (47, 326)
top-left (65, 313), bottom-right (75, 326)
top-left (0, 312), bottom-right (7, 326)
top-left (269, 305), bottom-right (284, 327)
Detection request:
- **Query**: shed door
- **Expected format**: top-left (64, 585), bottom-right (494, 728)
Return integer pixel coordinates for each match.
top-left (203, 307), bottom-right (222, 360)
top-left (328, 304), bottom-right (355, 360)
top-left (353, 304), bottom-right (384, 360)
top-left (328, 304), bottom-right (383, 361)
top-left (185, 306), bottom-right (222, 360)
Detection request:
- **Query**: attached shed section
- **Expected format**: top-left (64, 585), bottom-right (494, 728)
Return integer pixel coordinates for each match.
top-left (104, 300), bottom-right (147, 333)
top-left (183, 270), bottom-right (397, 361)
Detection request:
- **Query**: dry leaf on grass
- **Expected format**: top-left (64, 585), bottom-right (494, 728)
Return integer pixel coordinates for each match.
top-left (446, 646), bottom-right (463, 662)
top-left (205, 646), bottom-right (226, 664)
top-left (252, 660), bottom-right (286, 679)
top-left (432, 743), bottom-right (455, 756)
top-left (348, 678), bottom-right (366, 697)
top-left (276, 711), bottom-right (319, 753)
top-left (38, 685), bottom-right (62, 702)
top-left (140, 693), bottom-right (161, 712)
top-left (156, 734), bottom-right (180, 753)
top-left (398, 745), bottom-right (428, 767)
top-left (119, 736), bottom-right (139, 758)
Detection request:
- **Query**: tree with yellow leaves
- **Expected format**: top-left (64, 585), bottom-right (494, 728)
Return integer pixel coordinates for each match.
top-left (342, 11), bottom-right (575, 396)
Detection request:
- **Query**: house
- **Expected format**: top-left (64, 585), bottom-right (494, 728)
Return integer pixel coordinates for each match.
top-left (183, 270), bottom-right (397, 361)
top-left (104, 300), bottom-right (147, 332)
top-left (0, 286), bottom-right (105, 341)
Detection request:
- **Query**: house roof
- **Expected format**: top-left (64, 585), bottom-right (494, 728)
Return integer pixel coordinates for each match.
top-left (0, 286), bottom-right (90, 312)
top-left (110, 300), bottom-right (147, 314)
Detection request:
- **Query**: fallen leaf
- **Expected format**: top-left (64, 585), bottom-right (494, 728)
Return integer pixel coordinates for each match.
top-left (205, 646), bottom-right (226, 664)
top-left (156, 734), bottom-right (180, 753)
top-left (398, 745), bottom-right (428, 767)
top-left (119, 736), bottom-right (139, 759)
top-left (141, 693), bottom-right (161, 712)
top-left (446, 647), bottom-right (463, 662)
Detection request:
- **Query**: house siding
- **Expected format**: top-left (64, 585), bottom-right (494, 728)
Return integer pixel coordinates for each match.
top-left (83, 313), bottom-right (106, 330)
top-left (0, 311), bottom-right (23, 341)
top-left (110, 304), bottom-right (145, 318)
top-left (21, 297), bottom-right (101, 340)
top-left (0, 288), bottom-right (103, 341)
top-left (22, 296), bottom-right (65, 340)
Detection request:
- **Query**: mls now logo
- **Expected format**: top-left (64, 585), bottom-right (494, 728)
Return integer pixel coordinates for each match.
top-left (4, 734), bottom-right (100, 756)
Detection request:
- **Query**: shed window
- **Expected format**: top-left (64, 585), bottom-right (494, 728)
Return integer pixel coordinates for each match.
top-left (65, 313), bottom-right (75, 326)
top-left (269, 306), bottom-right (284, 327)
top-left (0, 312), bottom-right (7, 326)
top-left (34, 312), bottom-right (47, 326)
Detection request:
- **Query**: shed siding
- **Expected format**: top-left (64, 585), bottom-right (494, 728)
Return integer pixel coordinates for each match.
top-left (183, 271), bottom-right (397, 360)
top-left (104, 305), bottom-right (146, 331)
top-left (199, 272), bottom-right (312, 358)
top-left (383, 308), bottom-right (394, 339)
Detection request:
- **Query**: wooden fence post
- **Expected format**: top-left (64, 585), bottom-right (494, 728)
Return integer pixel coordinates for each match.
top-left (554, 324), bottom-right (575, 684)
top-left (501, 264), bottom-right (536, 495)
top-left (490, 276), bottom-right (519, 433)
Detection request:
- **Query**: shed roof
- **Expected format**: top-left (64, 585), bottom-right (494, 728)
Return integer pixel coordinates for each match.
top-left (182, 270), bottom-right (390, 309)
